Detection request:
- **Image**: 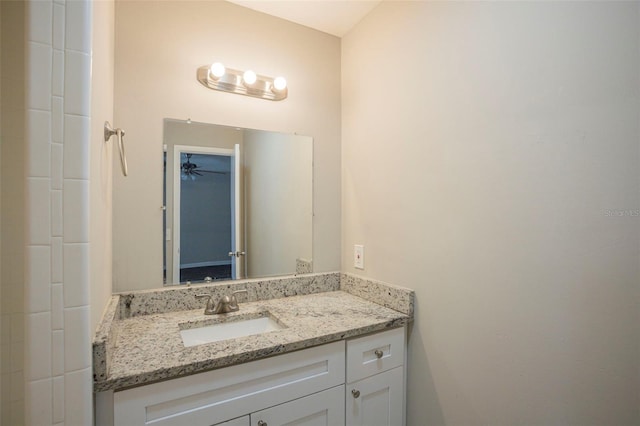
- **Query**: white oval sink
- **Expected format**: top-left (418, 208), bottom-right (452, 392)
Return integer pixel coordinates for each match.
top-left (180, 316), bottom-right (285, 347)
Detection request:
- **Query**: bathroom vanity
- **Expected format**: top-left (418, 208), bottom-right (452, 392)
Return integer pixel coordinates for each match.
top-left (93, 273), bottom-right (413, 426)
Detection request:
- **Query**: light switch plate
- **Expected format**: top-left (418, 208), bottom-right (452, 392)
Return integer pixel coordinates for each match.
top-left (354, 244), bottom-right (364, 269)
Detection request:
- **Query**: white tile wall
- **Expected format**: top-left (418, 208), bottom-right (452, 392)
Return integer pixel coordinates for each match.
top-left (52, 96), bottom-right (63, 141)
top-left (51, 330), bottom-right (64, 377)
top-left (51, 143), bottom-right (63, 190)
top-left (26, 246), bottom-right (51, 313)
top-left (63, 307), bottom-right (91, 373)
top-left (51, 285), bottom-right (63, 330)
top-left (65, 368), bottom-right (92, 425)
top-left (26, 177), bottom-right (51, 245)
top-left (26, 42), bottom-right (52, 111)
top-left (51, 190), bottom-right (63, 236)
top-left (27, 1), bottom-right (52, 44)
top-left (25, 312), bottom-right (51, 381)
top-left (63, 51), bottom-right (91, 116)
top-left (52, 375), bottom-right (64, 423)
top-left (52, 52), bottom-right (64, 97)
top-left (10, 371), bottom-right (23, 402)
top-left (65, 1), bottom-right (91, 54)
top-left (27, 378), bottom-right (52, 425)
top-left (10, 338), bottom-right (23, 372)
top-left (26, 109), bottom-right (51, 177)
top-left (63, 180), bottom-right (90, 243)
top-left (64, 115), bottom-right (90, 179)
top-left (51, 239), bottom-right (63, 284)
top-left (52, 3), bottom-right (65, 50)
top-left (63, 244), bottom-right (89, 307)
top-left (23, 0), bottom-right (94, 424)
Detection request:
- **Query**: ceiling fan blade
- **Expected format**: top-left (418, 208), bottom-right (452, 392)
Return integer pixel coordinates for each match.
top-left (198, 170), bottom-right (228, 175)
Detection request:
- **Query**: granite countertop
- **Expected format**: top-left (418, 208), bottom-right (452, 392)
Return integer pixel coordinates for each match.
top-left (94, 273), bottom-right (414, 392)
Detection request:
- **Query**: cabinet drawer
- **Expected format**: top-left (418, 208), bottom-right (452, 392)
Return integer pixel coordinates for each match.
top-left (113, 341), bottom-right (345, 426)
top-left (346, 327), bottom-right (404, 383)
top-left (251, 385), bottom-right (345, 426)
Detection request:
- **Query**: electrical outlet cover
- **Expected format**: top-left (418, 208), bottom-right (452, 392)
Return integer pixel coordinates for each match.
top-left (354, 244), bottom-right (364, 269)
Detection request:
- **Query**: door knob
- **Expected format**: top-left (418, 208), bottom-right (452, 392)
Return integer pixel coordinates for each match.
top-left (352, 389), bottom-right (360, 398)
top-left (374, 349), bottom-right (383, 359)
top-left (257, 421), bottom-right (267, 426)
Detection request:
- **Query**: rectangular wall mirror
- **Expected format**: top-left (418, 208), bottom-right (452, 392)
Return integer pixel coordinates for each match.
top-left (163, 119), bottom-right (313, 285)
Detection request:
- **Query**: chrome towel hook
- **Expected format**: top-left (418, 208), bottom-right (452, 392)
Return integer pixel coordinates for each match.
top-left (104, 121), bottom-right (128, 176)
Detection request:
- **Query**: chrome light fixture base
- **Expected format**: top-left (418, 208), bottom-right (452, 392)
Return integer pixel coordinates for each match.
top-left (197, 65), bottom-right (288, 101)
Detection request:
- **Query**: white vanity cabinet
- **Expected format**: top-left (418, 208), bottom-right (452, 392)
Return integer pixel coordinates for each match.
top-left (345, 328), bottom-right (406, 426)
top-left (96, 327), bottom-right (406, 426)
top-left (108, 341), bottom-right (344, 426)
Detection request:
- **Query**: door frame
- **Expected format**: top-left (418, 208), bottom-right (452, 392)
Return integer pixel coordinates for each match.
top-left (172, 145), bottom-right (235, 284)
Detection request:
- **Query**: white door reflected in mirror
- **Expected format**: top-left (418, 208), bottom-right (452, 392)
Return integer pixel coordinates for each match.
top-left (170, 146), bottom-right (239, 284)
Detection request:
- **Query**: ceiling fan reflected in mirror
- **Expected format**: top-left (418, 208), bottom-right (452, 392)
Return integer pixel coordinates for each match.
top-left (181, 153), bottom-right (228, 180)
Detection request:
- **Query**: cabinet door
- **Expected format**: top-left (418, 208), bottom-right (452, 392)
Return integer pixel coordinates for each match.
top-left (346, 367), bottom-right (404, 426)
top-left (251, 385), bottom-right (345, 426)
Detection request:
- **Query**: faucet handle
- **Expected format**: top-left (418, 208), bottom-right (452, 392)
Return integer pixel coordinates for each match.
top-left (229, 289), bottom-right (248, 310)
top-left (195, 293), bottom-right (215, 315)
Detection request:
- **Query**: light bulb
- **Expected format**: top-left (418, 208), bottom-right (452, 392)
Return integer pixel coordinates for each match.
top-left (209, 62), bottom-right (225, 79)
top-left (273, 76), bottom-right (287, 91)
top-left (243, 70), bottom-right (257, 85)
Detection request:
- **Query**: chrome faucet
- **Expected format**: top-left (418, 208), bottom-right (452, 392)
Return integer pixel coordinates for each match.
top-left (195, 289), bottom-right (248, 315)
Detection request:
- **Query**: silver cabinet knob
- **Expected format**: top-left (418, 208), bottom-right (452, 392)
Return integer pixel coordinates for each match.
top-left (352, 389), bottom-right (360, 398)
top-left (258, 421), bottom-right (267, 426)
top-left (374, 349), bottom-right (383, 359)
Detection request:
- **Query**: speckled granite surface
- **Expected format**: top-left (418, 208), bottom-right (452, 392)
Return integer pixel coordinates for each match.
top-left (94, 291), bottom-right (410, 392)
top-left (295, 258), bottom-right (313, 274)
top-left (340, 273), bottom-right (414, 316)
top-left (93, 272), bottom-right (415, 392)
top-left (117, 272), bottom-right (340, 318)
top-left (93, 296), bottom-right (119, 383)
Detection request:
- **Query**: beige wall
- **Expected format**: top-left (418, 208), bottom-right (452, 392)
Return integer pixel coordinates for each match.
top-left (90, 0), bottom-right (114, 332)
top-left (0, 2), bottom-right (25, 423)
top-left (342, 1), bottom-right (640, 424)
top-left (244, 130), bottom-right (313, 277)
top-left (113, 1), bottom-right (341, 291)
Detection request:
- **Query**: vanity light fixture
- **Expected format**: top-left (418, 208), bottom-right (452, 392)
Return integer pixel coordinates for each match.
top-left (197, 62), bottom-right (288, 101)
